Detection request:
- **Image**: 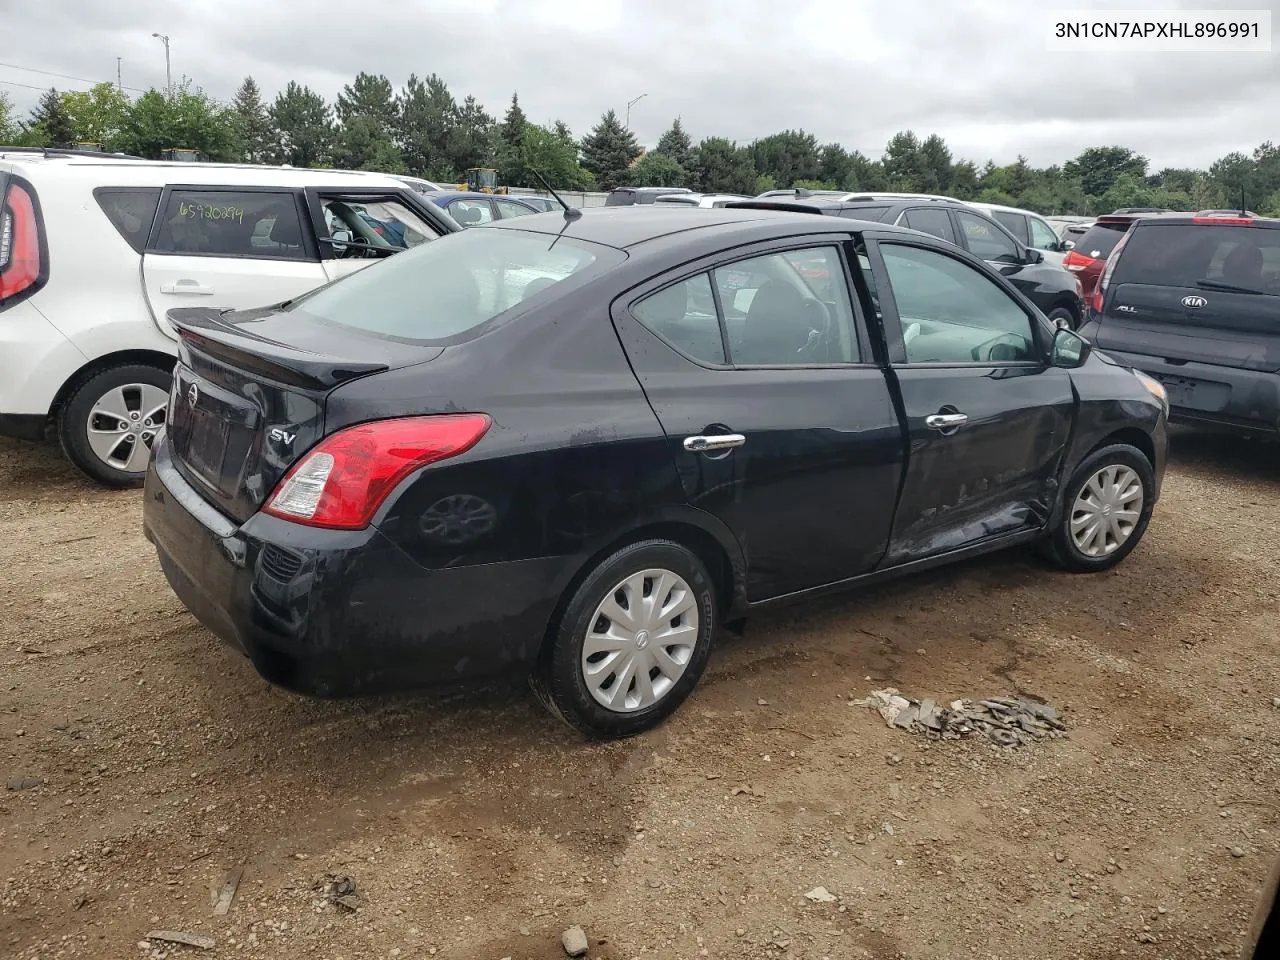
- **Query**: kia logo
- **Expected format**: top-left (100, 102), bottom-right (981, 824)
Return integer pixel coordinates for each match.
top-left (187, 383), bottom-right (199, 406)
top-left (1181, 295), bottom-right (1208, 309)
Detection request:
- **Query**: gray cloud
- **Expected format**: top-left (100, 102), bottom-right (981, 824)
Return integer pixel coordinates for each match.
top-left (2, 0), bottom-right (1277, 169)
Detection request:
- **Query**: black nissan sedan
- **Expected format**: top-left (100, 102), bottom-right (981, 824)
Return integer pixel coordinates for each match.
top-left (143, 206), bottom-right (1169, 738)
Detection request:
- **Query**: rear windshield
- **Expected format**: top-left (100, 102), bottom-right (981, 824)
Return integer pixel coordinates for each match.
top-left (1114, 223), bottom-right (1280, 295)
top-left (290, 228), bottom-right (624, 343)
top-left (1071, 222), bottom-right (1130, 260)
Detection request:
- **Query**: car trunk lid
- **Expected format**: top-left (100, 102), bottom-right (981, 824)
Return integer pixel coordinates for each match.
top-left (166, 305), bottom-right (441, 522)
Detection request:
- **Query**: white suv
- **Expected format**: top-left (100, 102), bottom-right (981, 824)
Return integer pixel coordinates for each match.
top-left (0, 150), bottom-right (458, 486)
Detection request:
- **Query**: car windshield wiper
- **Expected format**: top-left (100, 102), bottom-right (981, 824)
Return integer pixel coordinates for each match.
top-left (1195, 278), bottom-right (1276, 297)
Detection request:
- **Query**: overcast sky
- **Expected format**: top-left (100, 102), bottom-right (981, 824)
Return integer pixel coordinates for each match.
top-left (1, 0), bottom-right (1276, 170)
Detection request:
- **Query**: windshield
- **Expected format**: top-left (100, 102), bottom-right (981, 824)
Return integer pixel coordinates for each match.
top-left (290, 228), bottom-right (623, 343)
top-left (1114, 224), bottom-right (1280, 296)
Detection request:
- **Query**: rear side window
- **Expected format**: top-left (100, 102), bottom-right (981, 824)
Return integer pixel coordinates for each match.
top-left (152, 190), bottom-right (309, 260)
top-left (1072, 223), bottom-right (1129, 260)
top-left (836, 205), bottom-right (891, 222)
top-left (1113, 224), bottom-right (1280, 294)
top-left (902, 207), bottom-right (956, 244)
top-left (991, 210), bottom-right (1029, 244)
top-left (95, 188), bottom-right (161, 254)
top-left (956, 211), bottom-right (1020, 263)
top-left (291, 228), bottom-right (621, 344)
top-left (632, 274), bottom-right (725, 364)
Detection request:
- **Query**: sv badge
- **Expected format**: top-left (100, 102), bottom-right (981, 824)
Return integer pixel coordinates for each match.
top-left (269, 427), bottom-right (297, 445)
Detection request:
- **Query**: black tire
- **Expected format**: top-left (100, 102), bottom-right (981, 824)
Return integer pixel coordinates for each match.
top-left (531, 539), bottom-right (717, 739)
top-left (1042, 443), bottom-right (1155, 572)
top-left (58, 362), bottom-right (174, 489)
top-left (1047, 306), bottom-right (1076, 330)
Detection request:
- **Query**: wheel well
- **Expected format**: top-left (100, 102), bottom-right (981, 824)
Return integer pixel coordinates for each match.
top-left (1090, 427), bottom-right (1155, 467)
top-left (537, 522), bottom-right (738, 663)
top-left (48, 350), bottom-right (176, 422)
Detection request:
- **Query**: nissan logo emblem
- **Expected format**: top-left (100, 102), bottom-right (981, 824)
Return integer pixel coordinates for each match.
top-left (1181, 295), bottom-right (1208, 309)
top-left (187, 383), bottom-right (199, 406)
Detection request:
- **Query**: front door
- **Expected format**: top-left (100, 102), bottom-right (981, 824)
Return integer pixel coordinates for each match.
top-left (860, 236), bottom-right (1074, 564)
top-left (612, 239), bottom-right (905, 601)
top-left (142, 187), bottom-right (326, 341)
top-left (309, 191), bottom-right (445, 283)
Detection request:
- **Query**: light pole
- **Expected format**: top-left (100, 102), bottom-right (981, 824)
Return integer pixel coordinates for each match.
top-left (625, 93), bottom-right (647, 129)
top-left (151, 33), bottom-right (171, 95)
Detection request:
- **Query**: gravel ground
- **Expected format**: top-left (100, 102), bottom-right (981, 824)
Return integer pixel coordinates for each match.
top-left (2, 430), bottom-right (1278, 960)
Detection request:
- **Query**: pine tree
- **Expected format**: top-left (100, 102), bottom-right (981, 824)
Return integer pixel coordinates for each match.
top-left (399, 73), bottom-right (457, 180)
top-left (334, 72), bottom-right (400, 170)
top-left (29, 88), bottom-right (76, 148)
top-left (579, 109), bottom-right (641, 191)
top-left (653, 118), bottom-right (693, 170)
top-left (232, 77), bottom-right (273, 163)
top-left (269, 82), bottom-right (334, 167)
top-left (552, 120), bottom-right (575, 149)
top-left (497, 92), bottom-right (528, 186)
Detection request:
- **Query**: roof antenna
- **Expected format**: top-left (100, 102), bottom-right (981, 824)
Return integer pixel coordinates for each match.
top-left (1240, 183), bottom-right (1247, 218)
top-left (529, 168), bottom-right (581, 221)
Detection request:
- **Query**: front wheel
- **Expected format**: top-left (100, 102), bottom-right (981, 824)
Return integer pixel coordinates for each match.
top-left (1047, 307), bottom-right (1076, 330)
top-left (58, 363), bottom-right (173, 488)
top-left (531, 540), bottom-right (717, 738)
top-left (1042, 443), bottom-right (1155, 572)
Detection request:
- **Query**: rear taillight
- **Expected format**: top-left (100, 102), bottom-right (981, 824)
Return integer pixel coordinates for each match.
top-left (263, 414), bottom-right (492, 530)
top-left (1063, 250), bottom-right (1094, 272)
top-left (0, 183), bottom-right (43, 304)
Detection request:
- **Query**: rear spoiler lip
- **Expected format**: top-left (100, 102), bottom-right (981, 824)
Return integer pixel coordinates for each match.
top-left (167, 306), bottom-right (391, 391)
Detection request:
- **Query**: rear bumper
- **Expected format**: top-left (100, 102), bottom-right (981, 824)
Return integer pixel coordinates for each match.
top-left (1101, 349), bottom-right (1280, 435)
top-left (143, 433), bottom-right (567, 697)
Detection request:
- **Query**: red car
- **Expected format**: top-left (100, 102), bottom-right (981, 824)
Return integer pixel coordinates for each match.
top-left (1066, 213), bottom-right (1190, 304)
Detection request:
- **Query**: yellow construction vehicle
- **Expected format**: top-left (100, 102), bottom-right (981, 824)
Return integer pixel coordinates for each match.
top-left (455, 167), bottom-right (508, 194)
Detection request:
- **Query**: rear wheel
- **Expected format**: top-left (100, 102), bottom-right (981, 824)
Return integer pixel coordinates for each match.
top-left (1047, 306), bottom-right (1076, 330)
top-left (1042, 443), bottom-right (1154, 572)
top-left (531, 539), bottom-right (716, 738)
top-left (59, 363), bottom-right (173, 488)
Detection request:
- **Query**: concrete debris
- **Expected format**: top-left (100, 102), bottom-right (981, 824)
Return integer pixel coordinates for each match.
top-left (852, 688), bottom-right (1067, 747)
top-left (211, 865), bottom-right (242, 916)
top-left (804, 886), bottom-right (837, 903)
top-left (316, 873), bottom-right (360, 911)
top-left (561, 925), bottom-right (589, 957)
top-left (144, 930), bottom-right (215, 950)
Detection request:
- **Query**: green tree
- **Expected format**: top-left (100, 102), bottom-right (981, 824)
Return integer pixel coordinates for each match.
top-left (579, 109), bottom-right (641, 190)
top-left (882, 130), bottom-right (926, 190)
top-left (0, 91), bottom-right (14, 143)
top-left (628, 151), bottom-right (685, 188)
top-left (1097, 172), bottom-right (1158, 214)
top-left (1064, 146), bottom-right (1148, 198)
top-left (692, 137), bottom-right (757, 194)
top-left (28, 88), bottom-right (77, 148)
top-left (653, 118), bottom-right (694, 170)
top-left (843, 151), bottom-right (887, 192)
top-left (521, 123), bottom-right (591, 189)
top-left (334, 72), bottom-right (400, 170)
top-left (231, 76), bottom-right (273, 163)
top-left (1208, 151), bottom-right (1255, 210)
top-left (118, 83), bottom-right (236, 161)
top-left (818, 143), bottom-right (851, 189)
top-left (399, 73), bottom-right (457, 180)
top-left (497, 92), bottom-right (529, 186)
top-left (949, 159), bottom-right (981, 199)
top-left (60, 83), bottom-right (130, 149)
top-left (552, 120), bottom-right (575, 149)
top-left (270, 81), bottom-right (334, 167)
top-left (446, 95), bottom-right (495, 177)
top-left (918, 134), bottom-right (953, 193)
top-left (751, 129), bottom-right (820, 187)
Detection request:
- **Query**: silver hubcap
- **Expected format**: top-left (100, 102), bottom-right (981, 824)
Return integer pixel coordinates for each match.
top-left (581, 568), bottom-right (699, 713)
top-left (86, 383), bottom-right (169, 473)
top-left (1070, 464), bottom-right (1144, 557)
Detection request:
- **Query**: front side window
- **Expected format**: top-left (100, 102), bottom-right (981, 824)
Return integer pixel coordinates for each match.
top-left (956, 211), bottom-right (1021, 263)
top-left (291, 228), bottom-right (620, 343)
top-left (449, 199), bottom-right (494, 226)
top-left (879, 243), bottom-right (1036, 364)
top-left (320, 196), bottom-right (438, 256)
top-left (153, 190), bottom-right (309, 259)
top-left (1029, 216), bottom-right (1061, 251)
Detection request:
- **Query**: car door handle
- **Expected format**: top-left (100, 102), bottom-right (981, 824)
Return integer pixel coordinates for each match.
top-left (160, 280), bottom-right (215, 295)
top-left (925, 413), bottom-right (969, 430)
top-left (683, 434), bottom-right (746, 452)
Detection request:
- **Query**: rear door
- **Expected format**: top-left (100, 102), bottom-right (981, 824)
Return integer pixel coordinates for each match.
top-left (612, 237), bottom-right (905, 601)
top-left (859, 234), bottom-right (1074, 563)
top-left (952, 208), bottom-right (1043, 300)
top-left (305, 189), bottom-right (446, 283)
top-left (142, 186), bottom-right (327, 341)
top-left (1094, 220), bottom-right (1280, 391)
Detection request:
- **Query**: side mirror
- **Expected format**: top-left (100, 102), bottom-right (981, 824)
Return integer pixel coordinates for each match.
top-left (1024, 247), bottom-right (1045, 265)
top-left (1051, 327), bottom-right (1091, 368)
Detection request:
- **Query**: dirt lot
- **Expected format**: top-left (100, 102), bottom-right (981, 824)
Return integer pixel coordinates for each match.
top-left (1, 432), bottom-right (1278, 960)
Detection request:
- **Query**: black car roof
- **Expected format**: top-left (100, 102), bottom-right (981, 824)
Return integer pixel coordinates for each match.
top-left (489, 206), bottom-right (919, 250)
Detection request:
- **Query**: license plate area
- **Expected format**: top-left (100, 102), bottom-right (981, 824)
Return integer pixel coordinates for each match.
top-left (169, 367), bottom-right (261, 495)
top-left (1151, 373), bottom-right (1230, 412)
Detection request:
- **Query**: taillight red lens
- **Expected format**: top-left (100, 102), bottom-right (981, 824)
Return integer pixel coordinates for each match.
top-left (262, 414), bottom-right (492, 530)
top-left (1193, 216), bottom-right (1253, 224)
top-left (1063, 250), bottom-right (1094, 272)
top-left (0, 184), bottom-right (42, 302)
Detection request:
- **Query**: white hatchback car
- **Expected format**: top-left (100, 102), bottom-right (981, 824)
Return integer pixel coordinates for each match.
top-left (0, 150), bottom-right (458, 486)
